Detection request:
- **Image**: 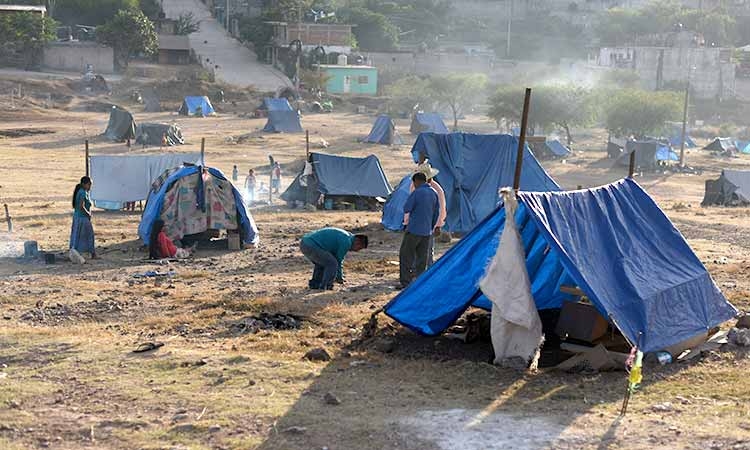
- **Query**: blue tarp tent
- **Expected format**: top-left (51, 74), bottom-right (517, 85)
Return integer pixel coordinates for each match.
top-left (669, 133), bottom-right (696, 148)
top-left (704, 138), bottom-right (736, 152)
top-left (281, 153), bottom-right (392, 203)
top-left (362, 115), bottom-right (403, 145)
top-left (262, 98), bottom-right (303, 133)
top-left (533, 139), bottom-right (571, 159)
top-left (384, 178), bottom-right (737, 353)
top-left (656, 144), bottom-right (679, 162)
top-left (411, 133), bottom-right (560, 233)
top-left (178, 96), bottom-right (215, 117)
top-left (545, 140), bottom-right (571, 157)
top-left (410, 113), bottom-right (449, 134)
top-left (138, 165), bottom-right (258, 245)
top-left (381, 174), bottom-right (412, 231)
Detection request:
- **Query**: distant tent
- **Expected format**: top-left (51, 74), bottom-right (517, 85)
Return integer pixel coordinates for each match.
top-left (410, 133), bottom-right (560, 233)
top-left (384, 178), bottom-right (737, 354)
top-left (135, 123), bottom-right (184, 146)
top-left (362, 114), bottom-right (403, 145)
top-left (381, 174), bottom-right (412, 231)
top-left (702, 170), bottom-right (750, 206)
top-left (262, 98), bottom-right (303, 133)
top-left (607, 141), bottom-right (625, 159)
top-left (533, 139), bottom-right (571, 160)
top-left (736, 141), bottom-right (750, 154)
top-left (669, 133), bottom-right (696, 148)
top-left (144, 97), bottom-right (161, 113)
top-left (103, 106), bottom-right (136, 142)
top-left (282, 153), bottom-right (391, 207)
top-left (703, 137), bottom-right (735, 152)
top-left (178, 96), bottom-right (215, 117)
top-left (90, 153), bottom-right (202, 209)
top-left (616, 140), bottom-right (677, 170)
top-left (138, 165), bottom-right (258, 245)
top-left (410, 113), bottom-right (449, 135)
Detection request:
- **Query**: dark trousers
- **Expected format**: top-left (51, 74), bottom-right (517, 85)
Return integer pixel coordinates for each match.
top-left (400, 232), bottom-right (431, 287)
top-left (300, 241), bottom-right (337, 289)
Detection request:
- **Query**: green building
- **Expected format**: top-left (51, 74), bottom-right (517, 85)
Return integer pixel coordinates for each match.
top-left (318, 65), bottom-right (378, 95)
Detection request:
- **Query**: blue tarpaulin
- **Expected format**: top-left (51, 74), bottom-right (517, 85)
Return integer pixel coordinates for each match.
top-left (262, 98), bottom-right (303, 133)
top-left (381, 174), bottom-right (412, 231)
top-left (363, 115), bottom-right (403, 145)
top-left (545, 140), bottom-right (571, 157)
top-left (669, 133), bottom-right (696, 148)
top-left (138, 165), bottom-right (258, 245)
top-left (410, 113), bottom-right (449, 134)
top-left (312, 153), bottom-right (391, 197)
top-left (384, 178), bottom-right (737, 353)
top-left (410, 133), bottom-right (560, 233)
top-left (178, 96), bottom-right (215, 116)
top-left (656, 144), bottom-right (679, 162)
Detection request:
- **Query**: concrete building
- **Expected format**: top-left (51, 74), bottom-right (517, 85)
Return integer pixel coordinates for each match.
top-left (157, 34), bottom-right (191, 65)
top-left (597, 46), bottom-right (735, 100)
top-left (268, 22), bottom-right (354, 53)
top-left (318, 65), bottom-right (377, 95)
top-left (0, 4), bottom-right (46, 16)
top-left (42, 41), bottom-right (114, 73)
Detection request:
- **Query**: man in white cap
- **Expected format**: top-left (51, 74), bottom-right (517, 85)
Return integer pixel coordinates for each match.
top-left (404, 160), bottom-right (447, 266)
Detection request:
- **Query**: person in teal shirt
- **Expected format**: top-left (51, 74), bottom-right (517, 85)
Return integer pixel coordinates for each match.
top-left (300, 227), bottom-right (368, 290)
top-left (69, 176), bottom-right (97, 258)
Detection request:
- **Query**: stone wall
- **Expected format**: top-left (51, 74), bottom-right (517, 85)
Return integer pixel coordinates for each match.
top-left (43, 41), bottom-right (114, 74)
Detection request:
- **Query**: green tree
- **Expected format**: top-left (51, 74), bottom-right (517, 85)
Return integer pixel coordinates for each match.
top-left (428, 73), bottom-right (488, 129)
top-left (386, 75), bottom-right (432, 115)
top-left (338, 6), bottom-right (398, 50)
top-left (96, 8), bottom-right (156, 70)
top-left (175, 12), bottom-right (200, 35)
top-left (51, 0), bottom-right (139, 25)
top-left (139, 0), bottom-right (161, 19)
top-left (604, 89), bottom-right (681, 138)
top-left (0, 10), bottom-right (57, 69)
top-left (238, 16), bottom-right (273, 59)
top-left (300, 68), bottom-right (332, 92)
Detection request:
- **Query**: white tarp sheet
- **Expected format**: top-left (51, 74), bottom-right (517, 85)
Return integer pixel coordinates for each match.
top-left (479, 189), bottom-right (544, 366)
top-left (90, 153), bottom-right (201, 203)
top-left (723, 169), bottom-right (750, 203)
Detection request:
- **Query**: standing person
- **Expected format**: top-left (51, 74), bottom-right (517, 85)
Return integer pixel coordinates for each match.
top-left (70, 176), bottom-right (97, 259)
top-left (271, 162), bottom-right (282, 194)
top-left (160, 133), bottom-right (167, 150)
top-left (141, 131), bottom-right (148, 149)
top-left (232, 165), bottom-right (239, 183)
top-left (404, 161), bottom-right (446, 266)
top-left (300, 227), bottom-right (368, 290)
top-left (244, 168), bottom-right (256, 204)
top-left (399, 172), bottom-right (439, 288)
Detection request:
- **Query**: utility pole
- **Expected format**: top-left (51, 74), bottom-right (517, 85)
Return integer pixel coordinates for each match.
top-left (506, 0), bottom-right (512, 58)
top-left (679, 81), bottom-right (689, 167)
top-left (225, 0), bottom-right (230, 31)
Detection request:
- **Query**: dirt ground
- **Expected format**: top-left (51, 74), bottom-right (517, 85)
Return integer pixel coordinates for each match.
top-left (1, 77), bottom-right (750, 450)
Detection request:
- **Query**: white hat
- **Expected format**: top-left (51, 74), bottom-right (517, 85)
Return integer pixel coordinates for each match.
top-left (416, 161), bottom-right (439, 179)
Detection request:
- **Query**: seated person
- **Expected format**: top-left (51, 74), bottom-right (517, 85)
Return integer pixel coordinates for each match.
top-left (149, 220), bottom-right (191, 259)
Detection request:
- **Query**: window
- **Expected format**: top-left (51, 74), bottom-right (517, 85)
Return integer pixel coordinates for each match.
top-left (358, 75), bottom-right (369, 84)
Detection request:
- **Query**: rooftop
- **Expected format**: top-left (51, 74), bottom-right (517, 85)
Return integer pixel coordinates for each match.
top-left (0, 5), bottom-right (47, 12)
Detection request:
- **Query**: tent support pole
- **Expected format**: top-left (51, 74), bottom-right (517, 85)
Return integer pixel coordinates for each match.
top-left (84, 140), bottom-right (89, 177)
top-left (306, 130), bottom-right (310, 158)
top-left (4, 204), bottom-right (12, 233)
top-left (513, 88), bottom-right (532, 191)
top-left (679, 82), bottom-right (689, 167)
top-left (628, 150), bottom-right (636, 178)
top-left (200, 138), bottom-right (206, 166)
top-left (620, 331), bottom-right (643, 417)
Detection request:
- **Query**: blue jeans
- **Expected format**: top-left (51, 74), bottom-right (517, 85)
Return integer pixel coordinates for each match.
top-left (300, 241), bottom-right (337, 289)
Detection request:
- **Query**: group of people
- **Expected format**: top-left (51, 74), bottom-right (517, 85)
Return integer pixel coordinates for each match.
top-left (232, 162), bottom-right (282, 204)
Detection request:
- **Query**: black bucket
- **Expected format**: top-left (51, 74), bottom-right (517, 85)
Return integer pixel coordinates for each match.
top-left (43, 252), bottom-right (55, 264)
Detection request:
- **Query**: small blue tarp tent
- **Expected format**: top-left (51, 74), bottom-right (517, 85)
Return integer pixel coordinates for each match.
top-left (381, 174), bottom-right (412, 231)
top-left (362, 115), bottom-right (403, 145)
top-left (138, 165), bottom-right (258, 246)
top-left (545, 139), bottom-right (571, 157)
top-left (410, 113), bottom-right (449, 135)
top-left (262, 98), bottom-right (303, 133)
top-left (411, 133), bottom-right (560, 233)
top-left (669, 133), bottom-right (696, 148)
top-left (656, 144), bottom-right (679, 162)
top-left (384, 178), bottom-right (737, 353)
top-left (533, 139), bottom-right (571, 159)
top-left (178, 96), bottom-right (215, 117)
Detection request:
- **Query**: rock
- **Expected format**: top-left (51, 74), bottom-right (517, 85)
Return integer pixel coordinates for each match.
top-left (283, 426), bottom-right (307, 435)
top-left (729, 328), bottom-right (750, 346)
top-left (651, 402), bottom-right (673, 412)
top-left (374, 338), bottom-right (396, 354)
top-left (736, 314), bottom-right (750, 329)
top-left (323, 392), bottom-right (341, 405)
top-left (208, 425), bottom-right (222, 433)
top-left (171, 423), bottom-right (195, 433)
top-left (304, 348), bottom-right (331, 362)
top-left (172, 413), bottom-right (189, 422)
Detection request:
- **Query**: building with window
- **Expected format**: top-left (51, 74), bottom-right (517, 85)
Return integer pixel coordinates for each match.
top-left (317, 65), bottom-right (377, 95)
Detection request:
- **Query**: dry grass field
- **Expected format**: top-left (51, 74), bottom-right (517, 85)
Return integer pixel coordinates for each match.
top-left (1, 75), bottom-right (750, 450)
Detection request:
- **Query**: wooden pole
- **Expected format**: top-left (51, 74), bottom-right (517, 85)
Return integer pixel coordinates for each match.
top-left (269, 156), bottom-right (274, 205)
top-left (628, 150), bottom-right (636, 178)
top-left (4, 204), bottom-right (12, 233)
top-left (305, 130), bottom-right (310, 158)
top-left (200, 137), bottom-right (205, 166)
top-left (513, 88), bottom-right (532, 191)
top-left (679, 82), bottom-right (689, 167)
top-left (84, 140), bottom-right (89, 177)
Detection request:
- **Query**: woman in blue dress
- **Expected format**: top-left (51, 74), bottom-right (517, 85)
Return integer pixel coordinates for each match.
top-left (70, 176), bottom-right (97, 258)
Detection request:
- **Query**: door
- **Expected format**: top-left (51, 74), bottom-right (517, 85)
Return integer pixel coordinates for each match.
top-left (343, 75), bottom-right (351, 93)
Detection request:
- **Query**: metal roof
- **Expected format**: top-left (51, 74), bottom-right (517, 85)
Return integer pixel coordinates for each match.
top-left (0, 5), bottom-right (47, 12)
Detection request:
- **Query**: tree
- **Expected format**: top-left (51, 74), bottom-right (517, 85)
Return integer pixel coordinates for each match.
top-left (604, 89), bottom-right (681, 138)
top-left (338, 6), bottom-right (398, 50)
top-left (175, 12), bottom-right (200, 35)
top-left (428, 74), bottom-right (487, 129)
top-left (139, 0), bottom-right (161, 19)
top-left (300, 68), bottom-right (332, 92)
top-left (0, 11), bottom-right (57, 69)
top-left (386, 75), bottom-right (432, 115)
top-left (96, 8), bottom-right (156, 70)
top-left (51, 0), bottom-right (139, 26)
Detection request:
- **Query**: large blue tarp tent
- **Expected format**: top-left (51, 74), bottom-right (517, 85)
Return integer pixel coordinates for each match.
top-left (384, 178), bottom-right (737, 353)
top-left (138, 165), bottom-right (258, 246)
top-left (381, 174), bottom-right (412, 231)
top-left (410, 113), bottom-right (449, 135)
top-left (362, 115), bottom-right (403, 145)
top-left (281, 153), bottom-right (392, 203)
top-left (262, 98), bottom-right (303, 133)
top-left (178, 96), bottom-right (215, 117)
top-left (411, 133), bottom-right (560, 233)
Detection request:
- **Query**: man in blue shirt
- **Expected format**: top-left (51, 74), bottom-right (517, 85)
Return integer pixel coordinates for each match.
top-left (399, 172), bottom-right (439, 288)
top-left (300, 227), bottom-right (369, 290)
